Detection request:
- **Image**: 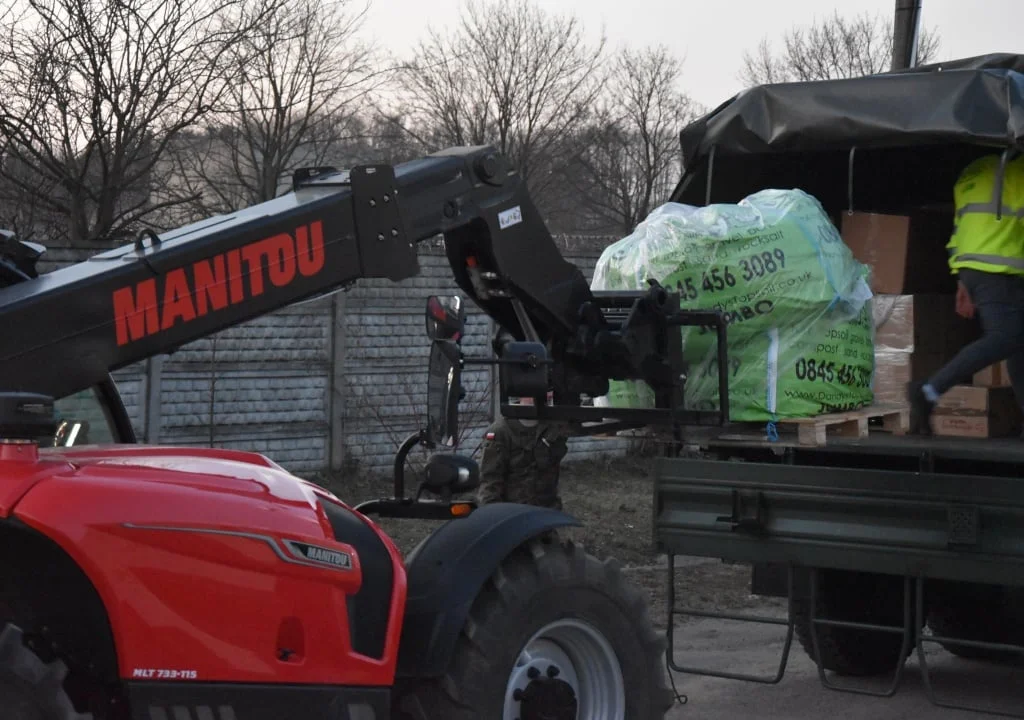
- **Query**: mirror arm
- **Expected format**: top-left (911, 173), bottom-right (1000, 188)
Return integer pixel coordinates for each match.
top-left (393, 429), bottom-right (430, 500)
top-left (462, 356), bottom-right (552, 367)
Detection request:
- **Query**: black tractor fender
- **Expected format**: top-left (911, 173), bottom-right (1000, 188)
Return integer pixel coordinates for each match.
top-left (394, 502), bottom-right (580, 678)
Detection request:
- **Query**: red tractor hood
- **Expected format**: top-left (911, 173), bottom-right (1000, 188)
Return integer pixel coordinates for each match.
top-left (3, 444), bottom-right (344, 529)
top-left (53, 444), bottom-right (324, 495)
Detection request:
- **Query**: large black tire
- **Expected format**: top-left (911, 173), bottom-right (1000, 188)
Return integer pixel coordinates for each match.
top-left (926, 583), bottom-right (1024, 663)
top-left (791, 568), bottom-right (914, 677)
top-left (0, 623), bottom-right (91, 720)
top-left (393, 535), bottom-right (675, 720)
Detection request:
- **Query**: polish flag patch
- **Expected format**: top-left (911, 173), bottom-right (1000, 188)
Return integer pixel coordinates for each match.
top-left (485, 432), bottom-right (495, 440)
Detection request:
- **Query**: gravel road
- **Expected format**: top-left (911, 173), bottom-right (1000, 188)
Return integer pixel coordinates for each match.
top-left (664, 605), bottom-right (1024, 719)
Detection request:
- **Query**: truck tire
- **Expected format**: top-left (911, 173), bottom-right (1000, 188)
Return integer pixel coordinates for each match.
top-left (393, 535), bottom-right (674, 720)
top-left (0, 623), bottom-right (91, 720)
top-left (926, 583), bottom-right (1023, 663)
top-left (791, 568), bottom-right (913, 677)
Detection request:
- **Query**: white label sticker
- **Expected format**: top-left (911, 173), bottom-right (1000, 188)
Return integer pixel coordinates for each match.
top-left (132, 668), bottom-right (198, 680)
top-left (498, 206), bottom-right (523, 230)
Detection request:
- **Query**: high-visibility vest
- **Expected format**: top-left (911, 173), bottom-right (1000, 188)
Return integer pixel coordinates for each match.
top-left (947, 153), bottom-right (1024, 276)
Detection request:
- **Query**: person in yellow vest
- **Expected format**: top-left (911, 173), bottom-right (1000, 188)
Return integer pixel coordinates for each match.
top-left (909, 152), bottom-right (1024, 434)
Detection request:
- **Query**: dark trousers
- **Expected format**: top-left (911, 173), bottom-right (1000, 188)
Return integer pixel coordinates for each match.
top-left (928, 268), bottom-right (1024, 407)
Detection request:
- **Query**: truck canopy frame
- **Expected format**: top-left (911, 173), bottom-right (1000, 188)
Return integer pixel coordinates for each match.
top-left (671, 53), bottom-right (1024, 216)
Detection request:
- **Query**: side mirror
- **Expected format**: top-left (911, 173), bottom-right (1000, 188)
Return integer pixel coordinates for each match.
top-left (425, 295), bottom-right (466, 341)
top-left (421, 453), bottom-right (480, 496)
top-left (500, 341), bottom-right (550, 398)
top-left (427, 340), bottom-right (461, 446)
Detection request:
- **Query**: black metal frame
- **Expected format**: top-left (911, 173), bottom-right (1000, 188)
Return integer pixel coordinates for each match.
top-left (499, 291), bottom-right (732, 433)
top-left (665, 553), bottom-right (795, 685)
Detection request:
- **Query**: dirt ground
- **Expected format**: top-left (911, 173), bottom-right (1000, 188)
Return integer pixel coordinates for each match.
top-left (328, 454), bottom-right (779, 632)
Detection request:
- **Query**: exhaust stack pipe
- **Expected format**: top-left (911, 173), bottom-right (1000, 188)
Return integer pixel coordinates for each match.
top-left (891, 0), bottom-right (923, 70)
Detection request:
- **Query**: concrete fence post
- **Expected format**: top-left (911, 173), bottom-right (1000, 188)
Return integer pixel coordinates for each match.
top-left (328, 292), bottom-right (348, 471)
top-left (142, 355), bottom-right (164, 444)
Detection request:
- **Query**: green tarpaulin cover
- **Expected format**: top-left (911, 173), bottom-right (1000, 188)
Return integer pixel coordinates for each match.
top-left (591, 189), bottom-right (876, 422)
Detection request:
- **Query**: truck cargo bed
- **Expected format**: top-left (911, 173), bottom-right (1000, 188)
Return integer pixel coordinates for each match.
top-left (683, 426), bottom-right (1024, 479)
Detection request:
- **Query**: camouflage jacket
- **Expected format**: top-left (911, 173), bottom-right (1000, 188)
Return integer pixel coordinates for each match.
top-left (477, 417), bottom-right (570, 509)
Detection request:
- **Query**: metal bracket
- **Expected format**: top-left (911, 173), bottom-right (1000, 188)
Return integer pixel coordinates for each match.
top-left (716, 489), bottom-right (766, 533)
top-left (349, 164), bottom-right (418, 282)
top-left (292, 165), bottom-right (341, 190)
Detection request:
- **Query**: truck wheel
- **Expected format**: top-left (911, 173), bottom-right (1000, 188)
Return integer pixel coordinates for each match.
top-left (791, 568), bottom-right (913, 677)
top-left (394, 536), bottom-right (674, 720)
top-left (926, 583), bottom-right (1023, 663)
top-left (0, 624), bottom-right (91, 720)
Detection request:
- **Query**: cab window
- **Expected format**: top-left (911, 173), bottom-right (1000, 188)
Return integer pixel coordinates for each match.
top-left (52, 387), bottom-right (117, 447)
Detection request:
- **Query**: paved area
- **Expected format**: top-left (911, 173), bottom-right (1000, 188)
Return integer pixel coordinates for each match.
top-left (664, 610), bottom-right (1024, 719)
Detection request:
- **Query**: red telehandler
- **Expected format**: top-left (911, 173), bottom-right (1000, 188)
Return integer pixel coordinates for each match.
top-left (0, 146), bottom-right (731, 719)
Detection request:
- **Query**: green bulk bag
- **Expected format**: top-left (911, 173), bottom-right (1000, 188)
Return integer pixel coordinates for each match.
top-left (591, 189), bottom-right (875, 422)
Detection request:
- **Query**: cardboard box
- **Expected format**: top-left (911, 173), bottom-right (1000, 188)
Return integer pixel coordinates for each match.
top-left (932, 385), bottom-right (1022, 438)
top-left (841, 212), bottom-right (956, 294)
top-left (873, 294), bottom-right (979, 356)
top-left (935, 385), bottom-right (1018, 413)
top-left (873, 352), bottom-right (952, 407)
top-left (932, 414), bottom-right (1019, 438)
top-left (870, 292), bottom-right (980, 408)
top-left (974, 361), bottom-right (1011, 387)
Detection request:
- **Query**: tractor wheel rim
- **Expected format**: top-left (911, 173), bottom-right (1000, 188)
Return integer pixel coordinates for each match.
top-left (504, 618), bottom-right (625, 720)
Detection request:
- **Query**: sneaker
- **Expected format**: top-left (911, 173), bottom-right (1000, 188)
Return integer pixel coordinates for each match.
top-left (907, 381), bottom-right (935, 436)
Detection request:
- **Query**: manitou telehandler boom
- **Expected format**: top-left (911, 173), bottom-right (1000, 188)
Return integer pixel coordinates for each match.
top-left (0, 145), bottom-right (728, 720)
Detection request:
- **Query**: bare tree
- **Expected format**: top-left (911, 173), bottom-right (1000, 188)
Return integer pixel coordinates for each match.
top-left (739, 11), bottom-right (942, 86)
top-left (166, 0), bottom-right (382, 218)
top-left (0, 155), bottom-right (63, 242)
top-left (394, 0), bottom-right (607, 205)
top-left (354, 112), bottom-right (427, 166)
top-left (0, 0), bottom-right (279, 246)
top-left (562, 45), bottom-right (697, 235)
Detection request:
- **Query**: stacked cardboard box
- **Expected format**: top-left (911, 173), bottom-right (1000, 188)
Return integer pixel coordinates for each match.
top-left (974, 360), bottom-right (1010, 387)
top-left (838, 210), bottom-right (1023, 436)
top-left (870, 294), bottom-right (978, 407)
top-left (839, 211), bottom-right (978, 409)
top-left (841, 211), bottom-right (957, 295)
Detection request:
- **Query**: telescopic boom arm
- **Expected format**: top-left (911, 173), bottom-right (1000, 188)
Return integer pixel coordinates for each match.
top-left (0, 145), bottom-right (728, 430)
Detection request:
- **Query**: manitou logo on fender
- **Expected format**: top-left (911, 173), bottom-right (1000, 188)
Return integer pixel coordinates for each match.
top-left (284, 540), bottom-right (353, 570)
top-left (113, 221), bottom-right (326, 346)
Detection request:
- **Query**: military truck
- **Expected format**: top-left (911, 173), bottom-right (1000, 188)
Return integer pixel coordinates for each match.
top-left (651, 51), bottom-right (1024, 717)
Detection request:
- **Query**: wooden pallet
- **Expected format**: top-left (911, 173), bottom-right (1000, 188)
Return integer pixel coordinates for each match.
top-left (777, 404), bottom-right (910, 446)
top-left (590, 404), bottom-right (911, 447)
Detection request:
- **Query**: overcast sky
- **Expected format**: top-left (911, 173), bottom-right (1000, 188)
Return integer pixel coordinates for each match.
top-left (360, 0), bottom-right (1024, 109)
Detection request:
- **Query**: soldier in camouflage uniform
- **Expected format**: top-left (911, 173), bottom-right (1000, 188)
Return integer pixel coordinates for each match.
top-left (477, 396), bottom-right (570, 510)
